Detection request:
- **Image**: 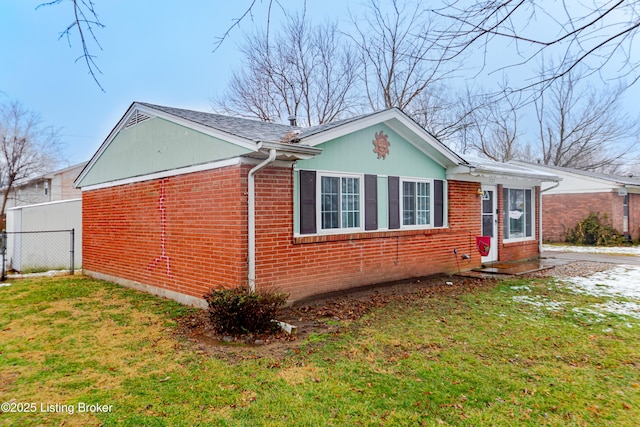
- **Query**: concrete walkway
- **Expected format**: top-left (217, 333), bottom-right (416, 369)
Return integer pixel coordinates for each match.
top-left (541, 251), bottom-right (640, 266)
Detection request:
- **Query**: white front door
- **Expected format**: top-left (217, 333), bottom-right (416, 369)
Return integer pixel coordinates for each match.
top-left (481, 185), bottom-right (498, 263)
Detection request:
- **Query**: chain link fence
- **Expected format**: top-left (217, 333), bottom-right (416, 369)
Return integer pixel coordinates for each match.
top-left (1, 229), bottom-right (75, 280)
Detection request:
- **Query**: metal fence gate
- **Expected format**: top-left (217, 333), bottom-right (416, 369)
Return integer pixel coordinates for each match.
top-left (1, 229), bottom-right (75, 280)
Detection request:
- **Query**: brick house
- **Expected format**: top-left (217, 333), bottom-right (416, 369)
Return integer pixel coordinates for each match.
top-left (75, 103), bottom-right (558, 307)
top-left (513, 162), bottom-right (640, 242)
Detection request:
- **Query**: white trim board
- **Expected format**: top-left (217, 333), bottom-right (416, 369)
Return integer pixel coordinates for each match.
top-left (81, 157), bottom-right (243, 191)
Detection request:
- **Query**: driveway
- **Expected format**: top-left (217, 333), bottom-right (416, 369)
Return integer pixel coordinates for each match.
top-left (541, 251), bottom-right (640, 266)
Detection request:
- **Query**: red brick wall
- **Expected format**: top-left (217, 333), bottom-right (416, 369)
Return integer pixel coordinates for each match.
top-left (254, 171), bottom-right (483, 301)
top-left (496, 185), bottom-right (541, 262)
top-left (83, 165), bottom-right (543, 303)
top-left (541, 191), bottom-right (636, 242)
top-left (83, 164), bottom-right (249, 300)
top-left (630, 193), bottom-right (640, 240)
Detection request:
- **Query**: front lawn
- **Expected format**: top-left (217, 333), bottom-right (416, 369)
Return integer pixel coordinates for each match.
top-left (0, 275), bottom-right (638, 426)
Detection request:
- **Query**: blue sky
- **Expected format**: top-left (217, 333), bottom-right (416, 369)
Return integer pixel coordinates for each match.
top-left (0, 0), bottom-right (352, 165)
top-left (1, 1), bottom-right (638, 167)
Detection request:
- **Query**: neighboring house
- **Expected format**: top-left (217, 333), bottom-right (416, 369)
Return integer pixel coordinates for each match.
top-left (3, 162), bottom-right (88, 210)
top-left (75, 102), bottom-right (559, 307)
top-left (512, 162), bottom-right (640, 242)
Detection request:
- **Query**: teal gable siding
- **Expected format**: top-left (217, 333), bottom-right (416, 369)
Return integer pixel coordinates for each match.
top-left (377, 176), bottom-right (388, 229)
top-left (296, 124), bottom-right (446, 179)
top-left (79, 117), bottom-right (252, 187)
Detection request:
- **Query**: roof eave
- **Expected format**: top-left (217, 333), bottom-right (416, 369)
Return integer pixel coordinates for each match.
top-left (447, 165), bottom-right (562, 183)
top-left (257, 141), bottom-right (322, 160)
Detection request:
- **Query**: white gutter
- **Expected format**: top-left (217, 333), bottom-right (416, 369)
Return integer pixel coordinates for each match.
top-left (247, 148), bottom-right (277, 293)
top-left (539, 181), bottom-right (561, 254)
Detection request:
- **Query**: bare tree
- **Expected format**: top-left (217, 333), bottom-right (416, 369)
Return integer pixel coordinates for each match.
top-left (39, 0), bottom-right (106, 91)
top-left (432, 0), bottom-right (640, 91)
top-left (350, 0), bottom-right (459, 111)
top-left (0, 101), bottom-right (62, 219)
top-left (534, 68), bottom-right (638, 172)
top-left (407, 83), bottom-right (496, 153)
top-left (461, 87), bottom-right (525, 162)
top-left (213, 14), bottom-right (361, 126)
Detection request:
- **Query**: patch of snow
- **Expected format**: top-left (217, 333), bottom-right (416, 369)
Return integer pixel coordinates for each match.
top-left (563, 265), bottom-right (640, 299)
top-left (510, 285), bottom-right (531, 292)
top-left (593, 301), bottom-right (640, 320)
top-left (7, 270), bottom-right (71, 279)
top-left (543, 244), bottom-right (640, 256)
top-left (512, 264), bottom-right (640, 321)
top-left (560, 265), bottom-right (640, 320)
top-left (512, 295), bottom-right (567, 310)
top-left (572, 307), bottom-right (607, 320)
top-left (0, 283), bottom-right (11, 287)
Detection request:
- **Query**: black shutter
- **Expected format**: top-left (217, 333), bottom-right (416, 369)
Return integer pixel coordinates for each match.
top-left (299, 170), bottom-right (316, 234)
top-left (434, 179), bottom-right (444, 227)
top-left (388, 176), bottom-right (400, 229)
top-left (364, 174), bottom-right (378, 230)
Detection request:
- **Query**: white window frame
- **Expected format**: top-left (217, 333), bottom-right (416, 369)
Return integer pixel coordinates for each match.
top-left (400, 178), bottom-right (434, 230)
top-left (316, 172), bottom-right (364, 233)
top-left (503, 187), bottom-right (536, 242)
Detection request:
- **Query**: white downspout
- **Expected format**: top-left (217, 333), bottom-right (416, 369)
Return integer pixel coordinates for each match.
top-left (539, 181), bottom-right (560, 254)
top-left (248, 149), bottom-right (277, 293)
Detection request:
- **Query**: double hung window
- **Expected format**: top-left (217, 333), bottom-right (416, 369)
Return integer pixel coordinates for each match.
top-left (402, 180), bottom-right (431, 226)
top-left (320, 175), bottom-right (361, 230)
top-left (503, 188), bottom-right (534, 240)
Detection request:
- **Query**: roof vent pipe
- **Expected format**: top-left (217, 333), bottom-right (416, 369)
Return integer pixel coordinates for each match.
top-left (288, 115), bottom-right (297, 126)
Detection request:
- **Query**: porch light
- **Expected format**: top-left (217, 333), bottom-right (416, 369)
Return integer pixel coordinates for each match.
top-left (477, 187), bottom-right (484, 196)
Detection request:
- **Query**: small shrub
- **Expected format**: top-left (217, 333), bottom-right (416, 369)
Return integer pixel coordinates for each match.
top-left (565, 212), bottom-right (627, 246)
top-left (203, 286), bottom-right (288, 336)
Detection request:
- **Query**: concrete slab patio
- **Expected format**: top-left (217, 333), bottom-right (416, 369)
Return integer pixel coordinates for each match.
top-left (465, 247), bottom-right (640, 277)
top-left (469, 257), bottom-right (570, 276)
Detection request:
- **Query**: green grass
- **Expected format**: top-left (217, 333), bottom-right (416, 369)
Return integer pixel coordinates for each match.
top-left (0, 275), bottom-right (638, 426)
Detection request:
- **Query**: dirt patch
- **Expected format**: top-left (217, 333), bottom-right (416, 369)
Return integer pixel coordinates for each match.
top-left (176, 261), bottom-right (617, 360)
top-left (175, 275), bottom-right (498, 360)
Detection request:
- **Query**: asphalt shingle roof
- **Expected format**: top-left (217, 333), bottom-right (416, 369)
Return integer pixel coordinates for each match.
top-left (140, 103), bottom-right (406, 143)
top-left (139, 103), bottom-right (298, 143)
top-left (137, 103), bottom-right (560, 183)
top-left (514, 161), bottom-right (640, 186)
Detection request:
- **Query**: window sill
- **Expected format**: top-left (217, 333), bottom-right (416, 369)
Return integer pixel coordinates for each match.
top-left (294, 227), bottom-right (450, 244)
top-left (503, 237), bottom-right (537, 245)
